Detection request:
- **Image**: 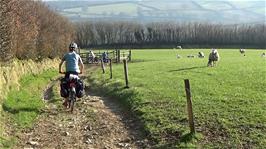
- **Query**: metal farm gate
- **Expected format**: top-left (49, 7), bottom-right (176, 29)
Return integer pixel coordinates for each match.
top-left (79, 49), bottom-right (131, 64)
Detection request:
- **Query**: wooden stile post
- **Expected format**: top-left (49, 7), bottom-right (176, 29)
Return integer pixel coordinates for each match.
top-left (123, 59), bottom-right (129, 88)
top-left (184, 79), bottom-right (195, 134)
top-left (100, 59), bottom-right (105, 74)
top-left (109, 59), bottom-right (112, 79)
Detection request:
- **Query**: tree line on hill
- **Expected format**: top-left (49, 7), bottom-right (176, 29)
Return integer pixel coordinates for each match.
top-left (1, 0), bottom-right (265, 63)
top-left (0, 0), bottom-right (74, 62)
top-left (75, 21), bottom-right (266, 49)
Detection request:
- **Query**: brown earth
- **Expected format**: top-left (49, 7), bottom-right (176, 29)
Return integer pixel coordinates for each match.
top-left (14, 76), bottom-right (150, 149)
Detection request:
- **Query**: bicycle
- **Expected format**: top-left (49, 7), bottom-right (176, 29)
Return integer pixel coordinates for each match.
top-left (60, 72), bottom-right (81, 113)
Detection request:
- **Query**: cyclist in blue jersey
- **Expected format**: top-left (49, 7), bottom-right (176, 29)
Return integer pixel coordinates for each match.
top-left (59, 42), bottom-right (84, 107)
top-left (59, 42), bottom-right (84, 77)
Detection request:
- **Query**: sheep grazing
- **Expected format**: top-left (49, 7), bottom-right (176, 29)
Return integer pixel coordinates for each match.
top-left (187, 55), bottom-right (195, 58)
top-left (240, 49), bottom-right (246, 56)
top-left (177, 46), bottom-right (182, 50)
top-left (207, 49), bottom-right (220, 67)
top-left (176, 54), bottom-right (182, 59)
top-left (261, 52), bottom-right (266, 58)
top-left (198, 52), bottom-right (205, 58)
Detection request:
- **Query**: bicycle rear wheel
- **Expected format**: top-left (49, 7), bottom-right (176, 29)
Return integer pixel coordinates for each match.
top-left (69, 89), bottom-right (76, 113)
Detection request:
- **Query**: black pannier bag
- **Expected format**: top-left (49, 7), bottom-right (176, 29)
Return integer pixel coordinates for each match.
top-left (76, 79), bottom-right (84, 98)
top-left (60, 78), bottom-right (69, 98)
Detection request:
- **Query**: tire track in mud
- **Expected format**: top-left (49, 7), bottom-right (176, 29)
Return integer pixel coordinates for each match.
top-left (16, 77), bottom-right (150, 149)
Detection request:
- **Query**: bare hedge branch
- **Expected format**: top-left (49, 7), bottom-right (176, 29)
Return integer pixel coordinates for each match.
top-left (0, 0), bottom-right (74, 62)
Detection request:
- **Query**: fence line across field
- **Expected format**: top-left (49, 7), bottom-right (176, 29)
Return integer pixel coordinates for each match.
top-left (79, 49), bottom-right (131, 64)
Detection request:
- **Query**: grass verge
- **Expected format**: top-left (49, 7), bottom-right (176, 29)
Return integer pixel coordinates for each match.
top-left (3, 69), bottom-right (57, 128)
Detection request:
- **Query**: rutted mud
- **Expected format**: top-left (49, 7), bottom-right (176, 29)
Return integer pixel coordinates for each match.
top-left (16, 79), bottom-right (149, 149)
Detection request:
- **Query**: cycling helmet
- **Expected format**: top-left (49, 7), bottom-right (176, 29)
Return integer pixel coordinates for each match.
top-left (69, 42), bottom-right (78, 50)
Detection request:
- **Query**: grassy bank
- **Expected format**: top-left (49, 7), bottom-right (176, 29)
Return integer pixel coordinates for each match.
top-left (0, 69), bottom-right (58, 148)
top-left (0, 59), bottom-right (59, 148)
top-left (3, 69), bottom-right (57, 128)
top-left (89, 49), bottom-right (266, 148)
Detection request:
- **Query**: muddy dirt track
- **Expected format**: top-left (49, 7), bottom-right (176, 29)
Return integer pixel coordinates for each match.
top-left (15, 75), bottom-right (150, 149)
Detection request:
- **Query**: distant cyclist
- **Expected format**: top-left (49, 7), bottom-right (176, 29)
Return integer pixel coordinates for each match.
top-left (102, 51), bottom-right (108, 63)
top-left (59, 42), bottom-right (84, 107)
top-left (88, 50), bottom-right (96, 63)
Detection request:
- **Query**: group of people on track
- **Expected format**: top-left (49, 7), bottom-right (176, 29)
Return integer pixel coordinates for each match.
top-left (88, 50), bottom-right (108, 64)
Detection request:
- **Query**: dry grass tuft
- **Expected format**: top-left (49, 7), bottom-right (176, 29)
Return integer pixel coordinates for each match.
top-left (0, 59), bottom-right (59, 99)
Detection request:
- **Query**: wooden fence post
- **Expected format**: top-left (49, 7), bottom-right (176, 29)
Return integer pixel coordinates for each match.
top-left (118, 50), bottom-right (121, 63)
top-left (128, 49), bottom-right (132, 61)
top-left (109, 59), bottom-right (112, 79)
top-left (184, 79), bottom-right (195, 134)
top-left (115, 49), bottom-right (118, 63)
top-left (123, 59), bottom-right (129, 88)
top-left (112, 51), bottom-right (115, 61)
top-left (100, 59), bottom-right (105, 74)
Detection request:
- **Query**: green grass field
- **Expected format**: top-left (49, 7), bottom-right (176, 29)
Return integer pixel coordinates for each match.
top-left (3, 69), bottom-right (58, 128)
top-left (64, 3), bottom-right (137, 16)
top-left (89, 49), bottom-right (266, 148)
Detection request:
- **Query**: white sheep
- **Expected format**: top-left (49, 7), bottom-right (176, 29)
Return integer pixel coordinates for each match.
top-left (207, 49), bottom-right (220, 67)
top-left (198, 52), bottom-right (205, 58)
top-left (261, 52), bottom-right (266, 58)
top-left (240, 49), bottom-right (245, 54)
top-left (240, 49), bottom-right (246, 56)
top-left (177, 46), bottom-right (182, 50)
top-left (187, 55), bottom-right (195, 58)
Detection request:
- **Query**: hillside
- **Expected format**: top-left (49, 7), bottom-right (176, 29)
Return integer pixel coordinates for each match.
top-left (44, 0), bottom-right (266, 24)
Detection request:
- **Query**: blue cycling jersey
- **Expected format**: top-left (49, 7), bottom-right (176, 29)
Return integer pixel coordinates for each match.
top-left (63, 51), bottom-right (82, 73)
